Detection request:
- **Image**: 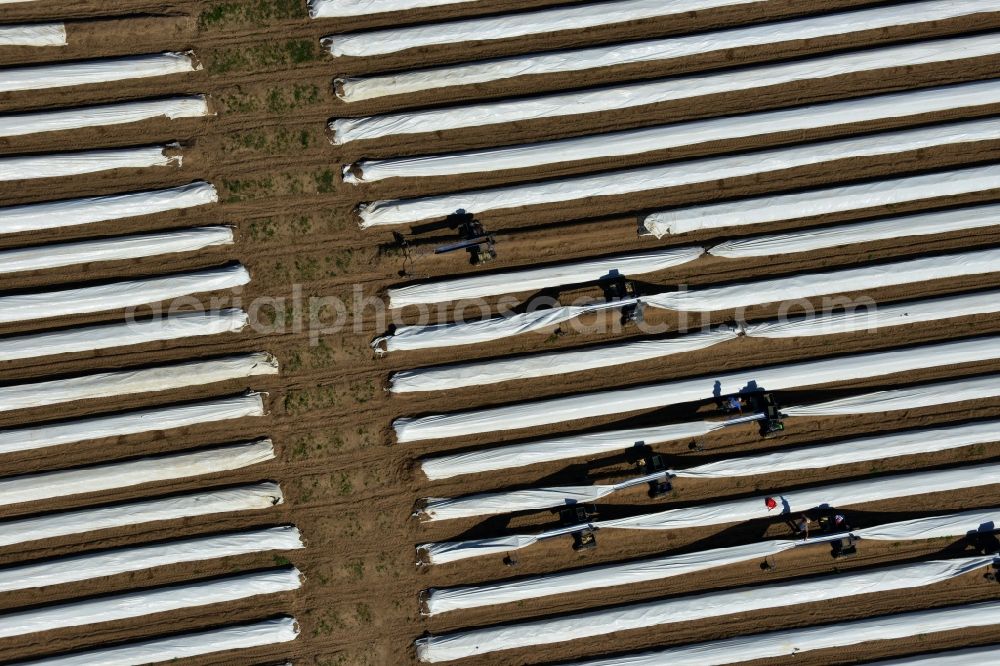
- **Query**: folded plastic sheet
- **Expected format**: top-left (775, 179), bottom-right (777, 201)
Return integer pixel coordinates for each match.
top-left (396, 336), bottom-right (1000, 442)
top-left (0, 263), bottom-right (250, 324)
top-left (422, 374), bottom-right (1000, 479)
top-left (0, 226), bottom-right (233, 275)
top-left (642, 247), bottom-right (1000, 312)
top-left (0, 352), bottom-right (279, 414)
top-left (310, 0), bottom-right (476, 18)
top-left (391, 326), bottom-right (740, 393)
top-left (23, 616), bottom-right (300, 666)
top-left (567, 601), bottom-right (1000, 666)
top-left (415, 556), bottom-right (994, 662)
top-left (358, 117), bottom-right (1000, 227)
top-left (0, 440), bottom-right (274, 508)
top-left (648, 164), bottom-right (1000, 237)
top-left (388, 246), bottom-right (704, 308)
top-left (426, 540), bottom-right (792, 615)
top-left (427, 508), bottom-right (1000, 615)
top-left (0, 143), bottom-right (181, 182)
top-left (0, 52), bottom-right (199, 93)
top-left (373, 300), bottom-right (627, 353)
top-left (0, 482), bottom-right (283, 548)
top-left (419, 420), bottom-right (1000, 521)
top-left (712, 202), bottom-right (1000, 258)
top-left (784, 374), bottom-right (1000, 417)
top-left (0, 525), bottom-right (303, 593)
top-left (348, 80), bottom-right (1000, 180)
top-left (336, 1), bottom-right (1000, 101)
top-left (1, 182), bottom-right (218, 235)
top-left (422, 420), bottom-right (725, 480)
top-left (0, 567), bottom-right (301, 640)
top-left (0, 310), bottom-right (249, 363)
top-left (421, 471), bottom-right (666, 522)
top-left (865, 645), bottom-right (1000, 666)
top-left (321, 0), bottom-right (759, 55)
top-left (0, 392), bottom-right (264, 456)
top-left (333, 33), bottom-right (1000, 144)
top-left (0, 96), bottom-right (209, 138)
top-left (0, 23), bottom-right (66, 47)
top-left (390, 289), bottom-right (1000, 388)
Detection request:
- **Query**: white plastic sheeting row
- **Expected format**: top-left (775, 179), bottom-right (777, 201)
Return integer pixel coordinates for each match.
top-left (419, 420), bottom-right (1000, 521)
top-left (0, 143), bottom-right (181, 182)
top-left (1, 181), bottom-right (218, 235)
top-left (24, 616), bottom-right (300, 666)
top-left (420, 462), bottom-right (1000, 565)
top-left (0, 482), bottom-right (283, 548)
top-left (0, 263), bottom-right (249, 324)
top-left (347, 80), bottom-right (1000, 180)
top-left (744, 289), bottom-right (1000, 339)
top-left (0, 353), bottom-right (279, 414)
top-left (642, 247), bottom-right (1000, 312)
top-left (389, 289), bottom-right (1000, 390)
top-left (646, 163), bottom-right (1000, 236)
top-left (321, 0), bottom-right (761, 54)
top-left (415, 555), bottom-right (994, 662)
top-left (386, 251), bottom-right (1000, 358)
top-left (0, 391), bottom-right (264, 456)
top-left (0, 567), bottom-right (302, 640)
top-left (388, 246), bottom-right (704, 308)
top-left (421, 374), bottom-right (1000, 479)
top-left (0, 310), bottom-right (249, 363)
top-left (0, 96), bottom-right (210, 138)
top-left (0, 226), bottom-right (233, 275)
top-left (336, 1), bottom-right (1000, 102)
top-left (567, 601), bottom-right (1000, 666)
top-left (333, 33), bottom-right (1000, 144)
top-left (420, 471), bottom-right (667, 521)
top-left (710, 202), bottom-right (1000, 258)
top-left (358, 116), bottom-right (1000, 227)
top-left (310, 0), bottom-right (475, 18)
top-left (674, 420), bottom-right (1000, 479)
top-left (426, 541), bottom-right (791, 616)
top-left (0, 439), bottom-right (275, 508)
top-left (373, 300), bottom-right (624, 353)
top-left (783, 374), bottom-right (1000, 418)
top-left (395, 335), bottom-right (1000, 442)
top-left (425, 507), bottom-right (1000, 615)
top-left (391, 326), bottom-right (741, 393)
top-left (0, 52), bottom-right (199, 93)
top-left (855, 507), bottom-right (1000, 542)
top-left (0, 23), bottom-right (66, 47)
top-left (867, 645), bottom-right (1000, 666)
top-left (422, 420), bottom-right (725, 481)
top-left (0, 525), bottom-right (303, 593)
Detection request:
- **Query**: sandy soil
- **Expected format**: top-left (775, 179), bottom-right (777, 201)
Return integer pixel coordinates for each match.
top-left (1, 1), bottom-right (1000, 665)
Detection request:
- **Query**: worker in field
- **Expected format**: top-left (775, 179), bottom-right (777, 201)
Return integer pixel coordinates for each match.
top-left (786, 508), bottom-right (851, 538)
top-left (764, 496), bottom-right (792, 514)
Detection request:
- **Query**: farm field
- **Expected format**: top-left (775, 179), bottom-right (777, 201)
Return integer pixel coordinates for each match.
top-left (1, 0), bottom-right (1000, 665)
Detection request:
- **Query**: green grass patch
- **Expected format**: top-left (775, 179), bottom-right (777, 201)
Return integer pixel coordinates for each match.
top-left (199, 0), bottom-right (306, 29)
top-left (208, 40), bottom-right (319, 75)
